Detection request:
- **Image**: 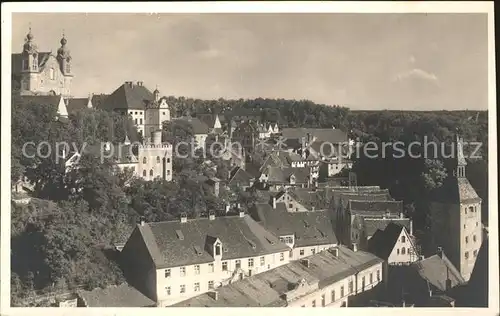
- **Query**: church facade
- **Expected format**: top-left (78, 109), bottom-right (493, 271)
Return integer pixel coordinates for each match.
top-left (12, 28), bottom-right (73, 97)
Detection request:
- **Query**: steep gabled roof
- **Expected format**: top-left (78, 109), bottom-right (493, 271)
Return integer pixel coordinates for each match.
top-left (250, 203), bottom-right (338, 247)
top-left (412, 252), bottom-right (466, 292)
top-left (228, 167), bottom-right (254, 187)
top-left (363, 218), bottom-right (411, 238)
top-left (101, 82), bottom-right (155, 110)
top-left (174, 117), bottom-right (210, 135)
top-left (367, 223), bottom-right (407, 260)
top-left (430, 176), bottom-right (481, 204)
top-left (349, 200), bottom-right (403, 214)
top-left (137, 215), bottom-right (289, 269)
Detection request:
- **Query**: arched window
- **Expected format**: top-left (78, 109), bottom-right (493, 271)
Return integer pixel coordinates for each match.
top-left (150, 169), bottom-right (154, 177)
top-left (143, 157), bottom-right (147, 164)
top-left (215, 243), bottom-right (221, 256)
top-left (49, 68), bottom-right (55, 80)
top-left (401, 248), bottom-right (406, 255)
top-left (401, 236), bottom-right (406, 243)
top-left (157, 156), bottom-right (161, 163)
top-left (142, 170), bottom-right (146, 177)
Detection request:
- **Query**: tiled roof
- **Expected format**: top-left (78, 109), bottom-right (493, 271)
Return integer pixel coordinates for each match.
top-left (173, 246), bottom-right (383, 307)
top-left (265, 166), bottom-right (311, 184)
top-left (288, 188), bottom-right (330, 210)
top-left (250, 203), bottom-right (338, 247)
top-left (137, 215), bottom-right (289, 269)
top-left (412, 252), bottom-right (466, 292)
top-left (228, 167), bottom-right (253, 187)
top-left (281, 128), bottom-right (348, 143)
top-left (66, 97), bottom-right (89, 114)
top-left (175, 117), bottom-right (210, 135)
top-left (90, 94), bottom-right (109, 109)
top-left (349, 200), bottom-right (403, 214)
top-left (363, 218), bottom-right (411, 237)
top-left (101, 82), bottom-right (155, 110)
top-left (78, 283), bottom-right (155, 307)
top-left (430, 176), bottom-right (481, 204)
top-left (367, 223), bottom-right (406, 260)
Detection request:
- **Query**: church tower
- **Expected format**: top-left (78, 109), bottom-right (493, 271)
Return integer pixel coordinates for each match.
top-left (429, 134), bottom-right (483, 281)
top-left (56, 32), bottom-right (73, 96)
top-left (20, 28), bottom-right (39, 93)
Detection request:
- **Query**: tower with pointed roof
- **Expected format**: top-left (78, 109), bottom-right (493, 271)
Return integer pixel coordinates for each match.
top-left (144, 85), bottom-right (170, 137)
top-left (429, 134), bottom-right (482, 281)
top-left (13, 28), bottom-right (74, 97)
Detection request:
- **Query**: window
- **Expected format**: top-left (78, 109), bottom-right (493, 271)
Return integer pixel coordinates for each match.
top-left (311, 300), bottom-right (316, 307)
top-left (248, 258), bottom-right (254, 268)
top-left (465, 252), bottom-right (469, 259)
top-left (473, 235), bottom-right (477, 242)
top-left (23, 59), bottom-right (28, 70)
top-left (248, 269), bottom-right (252, 277)
top-left (402, 248), bottom-right (406, 255)
top-left (321, 294), bottom-right (326, 307)
top-left (331, 290), bottom-right (335, 302)
top-left (208, 263), bottom-right (214, 273)
top-left (289, 203), bottom-right (293, 208)
top-left (222, 261), bottom-right (228, 271)
top-left (194, 282), bottom-right (200, 292)
top-left (150, 169), bottom-right (154, 177)
top-left (370, 273), bottom-right (373, 284)
top-left (165, 269), bottom-right (171, 278)
top-left (289, 250), bottom-right (293, 258)
top-left (260, 256), bottom-right (265, 266)
top-left (215, 243), bottom-right (221, 256)
top-left (143, 157), bottom-right (147, 164)
top-left (469, 206), bottom-right (474, 213)
top-left (397, 249), bottom-right (400, 255)
top-left (135, 118), bottom-right (138, 125)
top-left (194, 265), bottom-right (200, 275)
top-left (156, 156), bottom-right (161, 163)
top-left (300, 249), bottom-right (305, 256)
top-left (340, 286), bottom-right (344, 297)
top-left (235, 260), bottom-right (241, 270)
top-left (142, 170), bottom-right (146, 177)
top-left (401, 235), bottom-right (406, 243)
top-left (476, 222), bottom-right (479, 227)
top-left (362, 276), bottom-right (366, 290)
top-left (377, 270), bottom-right (380, 281)
top-left (301, 305), bottom-right (305, 308)
top-left (311, 248), bottom-right (316, 255)
top-left (167, 170), bottom-right (171, 176)
top-left (208, 281), bottom-right (214, 289)
top-left (180, 267), bottom-right (186, 277)
top-left (180, 285), bottom-right (185, 293)
top-left (49, 68), bottom-right (55, 80)
top-left (465, 207), bottom-right (468, 214)
top-left (167, 158), bottom-right (171, 163)
top-left (166, 286), bottom-right (171, 295)
top-left (466, 236), bottom-right (469, 244)
top-left (348, 281), bottom-right (353, 294)
top-left (280, 253), bottom-right (284, 261)
top-left (140, 118), bottom-right (143, 125)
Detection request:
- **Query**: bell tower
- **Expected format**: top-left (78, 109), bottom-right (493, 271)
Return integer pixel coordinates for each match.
top-left (56, 31), bottom-right (73, 96)
top-left (20, 27), bottom-right (39, 94)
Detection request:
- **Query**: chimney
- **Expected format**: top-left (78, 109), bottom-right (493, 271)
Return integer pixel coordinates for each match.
top-left (138, 216), bottom-right (145, 226)
top-left (409, 220), bottom-right (413, 235)
top-left (331, 248), bottom-right (339, 257)
top-left (180, 213), bottom-right (187, 223)
top-left (301, 259), bottom-right (310, 268)
top-left (400, 212), bottom-right (404, 219)
top-left (209, 210), bottom-right (215, 221)
top-left (445, 279), bottom-right (452, 291)
top-left (352, 243), bottom-right (358, 252)
top-left (272, 197), bottom-right (276, 209)
top-left (208, 291), bottom-right (219, 301)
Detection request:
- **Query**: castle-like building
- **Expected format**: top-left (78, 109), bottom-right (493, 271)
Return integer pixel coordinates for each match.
top-left (12, 28), bottom-right (73, 97)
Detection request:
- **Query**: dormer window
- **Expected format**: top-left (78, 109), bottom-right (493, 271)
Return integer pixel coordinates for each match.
top-left (215, 242), bottom-right (221, 256)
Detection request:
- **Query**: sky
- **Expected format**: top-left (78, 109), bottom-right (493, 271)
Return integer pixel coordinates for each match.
top-left (11, 13), bottom-right (488, 110)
